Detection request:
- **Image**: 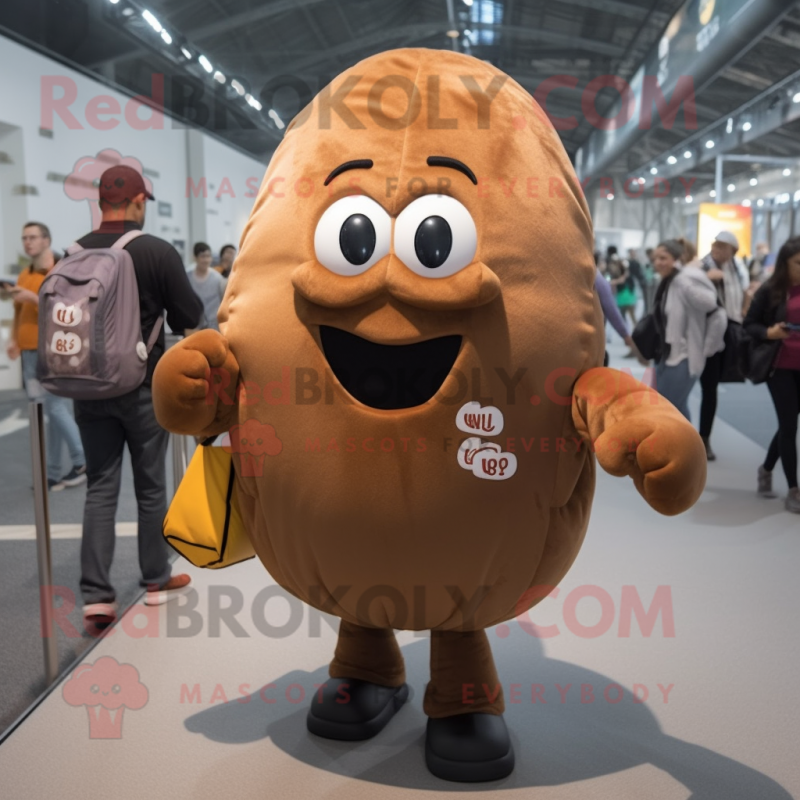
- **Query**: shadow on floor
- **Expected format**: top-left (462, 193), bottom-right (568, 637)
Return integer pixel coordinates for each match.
top-left (184, 632), bottom-right (791, 797)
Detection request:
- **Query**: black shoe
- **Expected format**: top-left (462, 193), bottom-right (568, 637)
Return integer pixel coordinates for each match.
top-left (426, 713), bottom-right (515, 782)
top-left (62, 466), bottom-right (87, 487)
top-left (701, 436), bottom-right (716, 461)
top-left (306, 678), bottom-right (409, 741)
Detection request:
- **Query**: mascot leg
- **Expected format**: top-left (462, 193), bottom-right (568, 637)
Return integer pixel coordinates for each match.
top-left (424, 629), bottom-right (514, 782)
top-left (306, 619), bottom-right (409, 740)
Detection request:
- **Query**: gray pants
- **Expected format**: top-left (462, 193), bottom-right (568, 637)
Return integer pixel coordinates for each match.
top-left (75, 385), bottom-right (172, 604)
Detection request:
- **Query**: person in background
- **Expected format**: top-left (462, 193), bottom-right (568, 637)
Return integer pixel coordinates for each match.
top-left (748, 242), bottom-right (771, 282)
top-left (6, 222), bottom-right (86, 491)
top-left (643, 247), bottom-right (658, 313)
top-left (215, 244), bottom-right (236, 278)
top-left (627, 248), bottom-right (646, 307)
top-left (743, 236), bottom-right (800, 513)
top-left (595, 267), bottom-right (647, 367)
top-left (697, 231), bottom-right (749, 461)
top-left (73, 165), bottom-right (203, 626)
top-left (607, 249), bottom-right (637, 324)
top-left (651, 239), bottom-right (726, 421)
top-left (189, 242), bottom-right (226, 332)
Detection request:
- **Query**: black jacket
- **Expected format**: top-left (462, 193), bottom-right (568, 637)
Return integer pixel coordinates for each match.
top-left (743, 282), bottom-right (786, 343)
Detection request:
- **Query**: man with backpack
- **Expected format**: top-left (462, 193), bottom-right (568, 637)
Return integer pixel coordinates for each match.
top-left (63, 165), bottom-right (203, 625)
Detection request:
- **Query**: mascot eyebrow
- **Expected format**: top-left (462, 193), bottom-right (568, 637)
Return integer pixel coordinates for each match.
top-left (426, 156), bottom-right (477, 185)
top-left (323, 156), bottom-right (477, 186)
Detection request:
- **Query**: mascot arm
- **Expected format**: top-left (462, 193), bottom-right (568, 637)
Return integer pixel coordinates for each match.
top-left (571, 367), bottom-right (706, 516)
top-left (152, 329), bottom-right (240, 439)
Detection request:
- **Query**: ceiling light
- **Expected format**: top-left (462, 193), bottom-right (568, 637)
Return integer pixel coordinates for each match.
top-left (230, 79), bottom-right (245, 96)
top-left (198, 55), bottom-right (213, 73)
top-left (180, 47), bottom-right (192, 59)
top-left (268, 109), bottom-right (285, 129)
top-left (726, 118), bottom-right (733, 134)
top-left (706, 140), bottom-right (715, 149)
top-left (446, 29), bottom-right (460, 38)
top-left (742, 121), bottom-right (752, 132)
top-left (742, 199), bottom-right (751, 207)
top-left (214, 71), bottom-right (226, 84)
top-left (710, 190), bottom-right (716, 198)
top-left (783, 168), bottom-right (792, 177)
top-left (607, 194), bottom-right (615, 200)
top-left (650, 167), bottom-right (658, 175)
top-left (142, 9), bottom-right (162, 33)
top-left (793, 92), bottom-right (800, 104)
top-left (637, 177), bottom-right (645, 184)
top-left (795, 190), bottom-right (800, 202)
top-left (245, 93), bottom-right (262, 111)
top-left (750, 178), bottom-right (758, 186)
top-left (122, 7), bottom-right (134, 14)
top-left (757, 199), bottom-right (764, 207)
top-left (160, 30), bottom-right (172, 44)
top-left (667, 155), bottom-right (677, 165)
top-left (727, 184), bottom-right (736, 192)
top-left (684, 150), bottom-right (692, 159)
top-left (686, 196), bottom-right (693, 203)
top-left (108, 0), bottom-right (120, 4)
top-left (463, 0), bottom-right (474, 5)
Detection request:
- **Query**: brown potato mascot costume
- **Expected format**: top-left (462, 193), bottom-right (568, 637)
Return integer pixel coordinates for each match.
top-left (153, 48), bottom-right (706, 782)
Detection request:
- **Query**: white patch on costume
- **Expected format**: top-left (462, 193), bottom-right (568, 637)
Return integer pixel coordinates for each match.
top-left (136, 342), bottom-right (148, 361)
top-left (456, 401), bottom-right (504, 436)
top-left (457, 437), bottom-right (517, 481)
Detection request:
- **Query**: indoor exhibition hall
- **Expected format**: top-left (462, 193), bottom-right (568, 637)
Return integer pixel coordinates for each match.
top-left (0, 0), bottom-right (799, 797)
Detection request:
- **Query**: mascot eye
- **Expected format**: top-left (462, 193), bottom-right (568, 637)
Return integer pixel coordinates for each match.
top-left (112, 684), bottom-right (121, 694)
top-left (394, 195), bottom-right (477, 278)
top-left (91, 685), bottom-right (99, 693)
top-left (314, 195), bottom-right (391, 276)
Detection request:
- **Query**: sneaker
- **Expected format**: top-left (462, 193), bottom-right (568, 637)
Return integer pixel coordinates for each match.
top-left (701, 436), bottom-right (716, 461)
top-left (785, 488), bottom-right (800, 514)
top-left (757, 465), bottom-right (778, 498)
top-left (144, 574), bottom-right (192, 606)
top-left (62, 466), bottom-right (87, 487)
top-left (47, 478), bottom-right (65, 492)
top-left (83, 601), bottom-right (118, 626)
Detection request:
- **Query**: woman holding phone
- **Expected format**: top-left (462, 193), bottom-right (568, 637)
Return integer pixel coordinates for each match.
top-left (743, 236), bottom-right (800, 512)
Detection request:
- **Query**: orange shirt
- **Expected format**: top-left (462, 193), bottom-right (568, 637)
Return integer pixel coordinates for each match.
top-left (15, 267), bottom-right (47, 351)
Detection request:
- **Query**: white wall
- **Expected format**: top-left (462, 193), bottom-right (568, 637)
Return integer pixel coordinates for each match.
top-left (0, 33), bottom-right (267, 387)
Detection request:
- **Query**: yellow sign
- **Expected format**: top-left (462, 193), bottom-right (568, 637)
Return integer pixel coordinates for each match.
top-left (697, 204), bottom-right (752, 259)
top-left (699, 0), bottom-right (716, 26)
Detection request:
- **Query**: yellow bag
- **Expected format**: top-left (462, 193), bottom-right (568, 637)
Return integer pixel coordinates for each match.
top-left (163, 442), bottom-right (255, 569)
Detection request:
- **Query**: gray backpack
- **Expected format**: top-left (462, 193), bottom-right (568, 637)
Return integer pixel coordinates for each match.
top-left (37, 229), bottom-right (163, 399)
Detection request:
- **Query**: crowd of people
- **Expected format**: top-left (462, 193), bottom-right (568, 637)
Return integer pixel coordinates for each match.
top-left (596, 232), bottom-right (800, 514)
top-left (2, 165), bottom-right (236, 626)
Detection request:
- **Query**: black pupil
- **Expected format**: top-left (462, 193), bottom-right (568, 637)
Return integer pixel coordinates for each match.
top-left (414, 216), bottom-right (452, 269)
top-left (339, 214), bottom-right (376, 266)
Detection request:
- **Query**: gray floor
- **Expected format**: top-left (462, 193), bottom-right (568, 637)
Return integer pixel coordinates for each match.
top-left (0, 389), bottom-right (181, 735)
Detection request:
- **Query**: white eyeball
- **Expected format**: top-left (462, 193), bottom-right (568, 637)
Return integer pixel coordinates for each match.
top-left (314, 195), bottom-right (391, 276)
top-left (393, 194), bottom-right (478, 279)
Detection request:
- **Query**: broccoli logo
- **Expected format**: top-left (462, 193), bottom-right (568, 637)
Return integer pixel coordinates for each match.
top-left (225, 419), bottom-right (282, 476)
top-left (62, 656), bottom-right (148, 739)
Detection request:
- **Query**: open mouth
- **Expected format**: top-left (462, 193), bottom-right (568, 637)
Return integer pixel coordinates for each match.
top-left (319, 325), bottom-right (462, 410)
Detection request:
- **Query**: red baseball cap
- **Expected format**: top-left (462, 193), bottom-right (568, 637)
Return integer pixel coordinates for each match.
top-left (98, 165), bottom-right (155, 204)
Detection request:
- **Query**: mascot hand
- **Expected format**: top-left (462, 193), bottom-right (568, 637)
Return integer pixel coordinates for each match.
top-left (152, 329), bottom-right (240, 437)
top-left (573, 367), bottom-right (706, 516)
top-left (593, 414), bottom-right (706, 516)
